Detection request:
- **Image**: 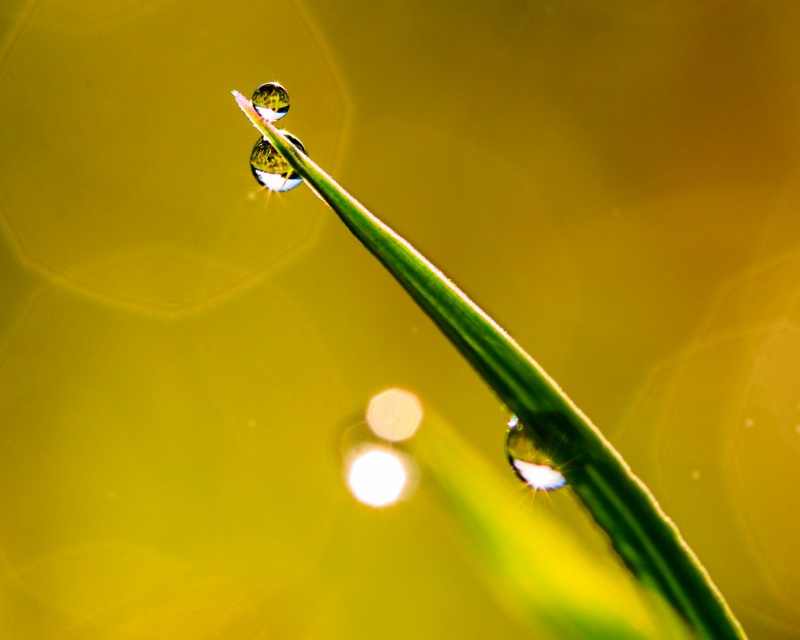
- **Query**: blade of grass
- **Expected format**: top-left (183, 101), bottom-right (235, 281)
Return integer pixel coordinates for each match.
top-left (232, 91), bottom-right (746, 639)
top-left (410, 409), bottom-right (690, 640)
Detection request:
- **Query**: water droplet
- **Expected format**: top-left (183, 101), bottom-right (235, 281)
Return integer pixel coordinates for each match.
top-left (505, 417), bottom-right (567, 491)
top-left (252, 82), bottom-right (290, 121)
top-left (744, 418), bottom-right (755, 428)
top-left (691, 470), bottom-right (701, 480)
top-left (249, 132), bottom-right (306, 192)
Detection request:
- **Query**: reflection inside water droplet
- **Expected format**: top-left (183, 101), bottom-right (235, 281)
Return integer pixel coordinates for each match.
top-left (250, 132), bottom-right (306, 192)
top-left (252, 82), bottom-right (290, 121)
top-left (505, 416), bottom-right (567, 491)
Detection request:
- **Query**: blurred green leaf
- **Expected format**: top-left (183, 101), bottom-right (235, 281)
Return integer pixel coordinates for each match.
top-left (411, 410), bottom-right (689, 639)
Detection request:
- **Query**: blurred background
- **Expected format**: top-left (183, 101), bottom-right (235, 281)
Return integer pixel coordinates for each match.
top-left (1, 0), bottom-right (800, 637)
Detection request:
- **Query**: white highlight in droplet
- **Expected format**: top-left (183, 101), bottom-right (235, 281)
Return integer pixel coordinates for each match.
top-left (512, 459), bottom-right (567, 491)
top-left (347, 448), bottom-right (409, 507)
top-left (252, 169), bottom-right (302, 192)
top-left (366, 388), bottom-right (423, 442)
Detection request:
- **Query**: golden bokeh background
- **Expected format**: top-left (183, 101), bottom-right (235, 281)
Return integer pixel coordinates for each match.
top-left (1, 1), bottom-right (800, 637)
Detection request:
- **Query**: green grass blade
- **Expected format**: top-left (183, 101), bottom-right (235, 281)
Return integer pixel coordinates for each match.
top-left (233, 91), bottom-right (746, 640)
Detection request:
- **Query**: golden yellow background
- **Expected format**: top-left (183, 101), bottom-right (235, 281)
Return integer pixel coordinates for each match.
top-left (1, 1), bottom-right (799, 637)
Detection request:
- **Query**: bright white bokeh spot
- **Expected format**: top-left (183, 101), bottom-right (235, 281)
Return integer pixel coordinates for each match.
top-left (512, 459), bottom-right (567, 491)
top-left (366, 388), bottom-right (423, 442)
top-left (347, 448), bottom-right (409, 507)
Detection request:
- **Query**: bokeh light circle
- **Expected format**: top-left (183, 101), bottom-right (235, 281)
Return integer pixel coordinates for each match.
top-left (366, 388), bottom-right (423, 442)
top-left (346, 447), bottom-right (411, 508)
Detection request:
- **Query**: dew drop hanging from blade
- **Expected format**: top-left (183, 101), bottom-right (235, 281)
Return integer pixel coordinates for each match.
top-left (247, 81), bottom-right (307, 192)
top-left (505, 415), bottom-right (567, 491)
top-left (252, 82), bottom-right (290, 121)
top-left (249, 131), bottom-right (307, 192)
